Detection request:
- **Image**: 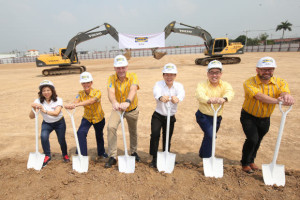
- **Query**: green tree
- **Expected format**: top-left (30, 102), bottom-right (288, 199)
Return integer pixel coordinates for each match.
top-left (259, 33), bottom-right (269, 45)
top-left (276, 20), bottom-right (292, 39)
top-left (233, 35), bottom-right (246, 45)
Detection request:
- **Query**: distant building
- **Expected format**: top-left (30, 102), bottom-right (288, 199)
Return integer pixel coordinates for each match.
top-left (26, 49), bottom-right (39, 57)
top-left (273, 37), bottom-right (300, 44)
top-left (0, 54), bottom-right (16, 59)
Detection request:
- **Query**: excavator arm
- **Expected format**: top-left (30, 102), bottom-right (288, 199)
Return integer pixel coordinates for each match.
top-left (63, 23), bottom-right (119, 61)
top-left (164, 21), bottom-right (212, 52)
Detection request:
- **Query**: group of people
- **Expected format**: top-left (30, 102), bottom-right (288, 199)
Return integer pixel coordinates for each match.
top-left (30, 55), bottom-right (294, 173)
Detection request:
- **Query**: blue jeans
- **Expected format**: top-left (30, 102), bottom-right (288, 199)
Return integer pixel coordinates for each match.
top-left (195, 110), bottom-right (222, 158)
top-left (41, 117), bottom-right (67, 157)
top-left (77, 118), bottom-right (106, 156)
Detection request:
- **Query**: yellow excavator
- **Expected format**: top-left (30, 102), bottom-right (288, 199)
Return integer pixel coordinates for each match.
top-left (157, 21), bottom-right (244, 65)
top-left (36, 23), bottom-right (119, 76)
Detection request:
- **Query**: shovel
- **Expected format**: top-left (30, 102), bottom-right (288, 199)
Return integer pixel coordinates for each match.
top-left (118, 111), bottom-right (135, 173)
top-left (27, 108), bottom-right (46, 170)
top-left (157, 101), bottom-right (176, 173)
top-left (203, 104), bottom-right (223, 178)
top-left (66, 108), bottom-right (89, 173)
top-left (262, 102), bottom-right (292, 186)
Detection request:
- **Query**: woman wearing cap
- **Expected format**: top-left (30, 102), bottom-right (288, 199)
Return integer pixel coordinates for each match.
top-left (65, 72), bottom-right (107, 159)
top-left (29, 80), bottom-right (69, 167)
top-left (240, 57), bottom-right (294, 173)
top-left (195, 60), bottom-right (234, 159)
top-left (149, 63), bottom-right (185, 168)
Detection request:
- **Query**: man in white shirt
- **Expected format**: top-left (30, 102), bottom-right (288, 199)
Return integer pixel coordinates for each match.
top-left (149, 63), bottom-right (185, 168)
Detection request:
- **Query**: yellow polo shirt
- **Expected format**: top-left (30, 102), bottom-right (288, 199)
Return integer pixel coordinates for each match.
top-left (107, 72), bottom-right (139, 112)
top-left (195, 79), bottom-right (234, 116)
top-left (77, 88), bottom-right (104, 123)
top-left (242, 75), bottom-right (290, 118)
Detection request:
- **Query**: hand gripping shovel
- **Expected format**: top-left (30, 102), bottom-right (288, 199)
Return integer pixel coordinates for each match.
top-left (27, 108), bottom-right (45, 170)
top-left (262, 102), bottom-right (292, 186)
top-left (66, 108), bottom-right (89, 173)
top-left (203, 104), bottom-right (223, 178)
top-left (157, 102), bottom-right (176, 173)
top-left (118, 111), bottom-right (135, 173)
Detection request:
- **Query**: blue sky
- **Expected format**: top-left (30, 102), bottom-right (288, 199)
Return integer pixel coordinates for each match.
top-left (1, 0), bottom-right (300, 53)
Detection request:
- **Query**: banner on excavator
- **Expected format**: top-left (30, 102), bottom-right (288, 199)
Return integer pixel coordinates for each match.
top-left (119, 32), bottom-right (165, 49)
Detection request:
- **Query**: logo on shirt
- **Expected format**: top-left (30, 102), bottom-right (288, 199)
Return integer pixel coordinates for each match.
top-left (109, 83), bottom-right (112, 88)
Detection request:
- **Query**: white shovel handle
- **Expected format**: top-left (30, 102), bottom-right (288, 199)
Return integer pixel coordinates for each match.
top-left (271, 102), bottom-right (292, 165)
top-left (165, 101), bottom-right (171, 153)
top-left (118, 111), bottom-right (129, 156)
top-left (210, 104), bottom-right (222, 158)
top-left (66, 108), bottom-right (83, 158)
top-left (32, 108), bottom-right (40, 154)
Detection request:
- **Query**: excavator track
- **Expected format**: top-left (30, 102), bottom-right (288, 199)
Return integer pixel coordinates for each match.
top-left (42, 66), bottom-right (86, 76)
top-left (195, 57), bottom-right (241, 66)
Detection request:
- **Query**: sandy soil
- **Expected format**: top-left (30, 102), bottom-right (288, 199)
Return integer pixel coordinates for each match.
top-left (0, 52), bottom-right (299, 199)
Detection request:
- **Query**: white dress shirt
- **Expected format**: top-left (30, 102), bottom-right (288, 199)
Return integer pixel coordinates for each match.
top-left (153, 80), bottom-right (185, 116)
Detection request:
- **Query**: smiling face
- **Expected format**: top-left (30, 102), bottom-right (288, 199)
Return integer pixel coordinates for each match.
top-left (207, 68), bottom-right (222, 86)
top-left (41, 86), bottom-right (53, 101)
top-left (81, 81), bottom-right (93, 94)
top-left (163, 73), bottom-right (176, 87)
top-left (256, 67), bottom-right (275, 81)
top-left (114, 66), bottom-right (128, 80)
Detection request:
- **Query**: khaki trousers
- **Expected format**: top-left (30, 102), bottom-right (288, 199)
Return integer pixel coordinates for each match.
top-left (107, 107), bottom-right (139, 158)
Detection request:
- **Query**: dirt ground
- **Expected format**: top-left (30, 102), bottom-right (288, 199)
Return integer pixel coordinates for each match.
top-left (0, 52), bottom-right (299, 199)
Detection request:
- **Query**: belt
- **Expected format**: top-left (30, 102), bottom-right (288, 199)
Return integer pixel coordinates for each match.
top-left (126, 107), bottom-right (137, 113)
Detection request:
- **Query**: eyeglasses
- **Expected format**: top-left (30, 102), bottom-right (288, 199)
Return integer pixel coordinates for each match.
top-left (259, 68), bottom-right (274, 72)
top-left (208, 71), bottom-right (221, 75)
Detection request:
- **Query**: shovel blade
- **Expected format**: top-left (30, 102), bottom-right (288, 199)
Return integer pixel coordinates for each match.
top-left (203, 157), bottom-right (223, 178)
top-left (27, 152), bottom-right (45, 170)
top-left (157, 151), bottom-right (176, 173)
top-left (118, 155), bottom-right (135, 173)
top-left (72, 155), bottom-right (89, 173)
top-left (262, 163), bottom-right (285, 186)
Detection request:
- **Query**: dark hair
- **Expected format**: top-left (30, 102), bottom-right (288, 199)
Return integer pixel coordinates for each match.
top-left (38, 85), bottom-right (57, 103)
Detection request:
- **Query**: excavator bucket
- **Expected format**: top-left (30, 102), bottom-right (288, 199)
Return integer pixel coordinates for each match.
top-left (123, 49), bottom-right (131, 60)
top-left (152, 48), bottom-right (167, 60)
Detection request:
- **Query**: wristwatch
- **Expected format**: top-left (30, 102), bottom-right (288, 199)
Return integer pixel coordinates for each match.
top-left (125, 99), bottom-right (131, 104)
top-left (223, 97), bottom-right (228, 102)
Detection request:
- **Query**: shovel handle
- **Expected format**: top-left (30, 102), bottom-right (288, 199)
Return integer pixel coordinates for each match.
top-left (271, 102), bottom-right (292, 165)
top-left (118, 111), bottom-right (129, 156)
top-left (32, 108), bottom-right (40, 153)
top-left (210, 104), bottom-right (222, 158)
top-left (65, 108), bottom-right (83, 158)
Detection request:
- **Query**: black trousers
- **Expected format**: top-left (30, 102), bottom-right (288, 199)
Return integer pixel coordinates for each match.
top-left (240, 109), bottom-right (270, 166)
top-left (149, 111), bottom-right (176, 158)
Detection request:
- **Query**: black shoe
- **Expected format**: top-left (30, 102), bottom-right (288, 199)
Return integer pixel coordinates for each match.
top-left (105, 157), bottom-right (117, 168)
top-left (131, 152), bottom-right (140, 162)
top-left (149, 158), bottom-right (157, 168)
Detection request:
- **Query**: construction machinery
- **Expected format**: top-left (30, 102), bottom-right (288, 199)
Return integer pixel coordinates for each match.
top-left (36, 23), bottom-right (119, 76)
top-left (158, 21), bottom-right (244, 66)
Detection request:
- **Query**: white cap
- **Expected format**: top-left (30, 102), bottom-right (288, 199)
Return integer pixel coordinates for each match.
top-left (114, 55), bottom-right (128, 67)
top-left (80, 72), bottom-right (93, 83)
top-left (207, 60), bottom-right (222, 71)
top-left (257, 57), bottom-right (277, 68)
top-left (39, 80), bottom-right (54, 90)
top-left (162, 63), bottom-right (177, 74)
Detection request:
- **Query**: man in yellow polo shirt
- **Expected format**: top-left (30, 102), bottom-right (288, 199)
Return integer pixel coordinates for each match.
top-left (195, 60), bottom-right (234, 159)
top-left (105, 55), bottom-right (140, 168)
top-left (65, 72), bottom-right (107, 158)
top-left (240, 57), bottom-right (294, 173)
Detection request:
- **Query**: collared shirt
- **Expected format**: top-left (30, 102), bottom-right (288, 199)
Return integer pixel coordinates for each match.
top-left (107, 72), bottom-right (139, 112)
top-left (195, 79), bottom-right (234, 116)
top-left (153, 80), bottom-right (185, 116)
top-left (34, 97), bottom-right (63, 123)
top-left (242, 75), bottom-right (290, 118)
top-left (76, 88), bottom-right (104, 123)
